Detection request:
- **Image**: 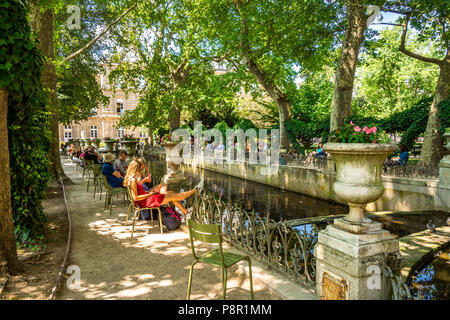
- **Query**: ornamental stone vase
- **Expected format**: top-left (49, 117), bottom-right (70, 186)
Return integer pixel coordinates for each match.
top-left (162, 141), bottom-right (187, 191)
top-left (121, 140), bottom-right (138, 157)
top-left (103, 140), bottom-right (117, 153)
top-left (85, 139), bottom-right (92, 146)
top-left (324, 142), bottom-right (398, 224)
top-left (315, 142), bottom-right (402, 300)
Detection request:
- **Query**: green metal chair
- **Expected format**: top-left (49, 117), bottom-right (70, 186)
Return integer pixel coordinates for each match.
top-left (91, 164), bottom-right (103, 199)
top-left (186, 218), bottom-right (254, 300)
top-left (85, 160), bottom-right (96, 191)
top-left (99, 173), bottom-right (127, 215)
top-left (125, 185), bottom-right (164, 238)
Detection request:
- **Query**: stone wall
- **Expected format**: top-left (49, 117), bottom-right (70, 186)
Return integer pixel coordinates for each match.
top-left (147, 151), bottom-right (446, 213)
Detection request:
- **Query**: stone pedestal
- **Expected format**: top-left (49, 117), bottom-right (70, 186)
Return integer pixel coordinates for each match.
top-left (436, 130), bottom-right (450, 212)
top-left (162, 142), bottom-right (187, 191)
top-left (314, 218), bottom-right (401, 300)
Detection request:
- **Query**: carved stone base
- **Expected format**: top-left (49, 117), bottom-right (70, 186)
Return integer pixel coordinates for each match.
top-left (314, 219), bottom-right (402, 300)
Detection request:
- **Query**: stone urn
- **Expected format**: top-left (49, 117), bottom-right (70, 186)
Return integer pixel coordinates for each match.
top-left (103, 139), bottom-right (118, 153)
top-left (324, 142), bottom-right (398, 224)
top-left (162, 141), bottom-right (187, 190)
top-left (85, 139), bottom-right (92, 146)
top-left (121, 140), bottom-right (138, 157)
top-left (91, 139), bottom-right (100, 149)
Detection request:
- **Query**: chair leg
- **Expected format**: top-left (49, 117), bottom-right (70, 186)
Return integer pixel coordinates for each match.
top-left (186, 261), bottom-right (198, 300)
top-left (246, 257), bottom-right (254, 300)
top-left (221, 266), bottom-right (228, 300)
top-left (158, 208), bottom-right (163, 235)
top-left (131, 209), bottom-right (138, 238)
top-left (125, 205), bottom-right (131, 226)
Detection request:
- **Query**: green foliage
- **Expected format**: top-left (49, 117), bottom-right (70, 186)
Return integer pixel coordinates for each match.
top-left (285, 118), bottom-right (330, 150)
top-left (328, 122), bottom-right (390, 144)
top-left (1, 0), bottom-right (50, 246)
top-left (354, 28), bottom-right (440, 117)
top-left (233, 118), bottom-right (257, 132)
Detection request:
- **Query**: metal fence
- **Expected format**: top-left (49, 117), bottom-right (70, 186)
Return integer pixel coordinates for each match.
top-left (185, 190), bottom-right (328, 285)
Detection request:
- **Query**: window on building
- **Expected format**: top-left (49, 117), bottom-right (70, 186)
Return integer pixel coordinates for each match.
top-left (118, 127), bottom-right (124, 138)
top-left (90, 125), bottom-right (98, 138)
top-left (139, 129), bottom-right (147, 138)
top-left (64, 126), bottom-right (72, 139)
top-left (116, 102), bottom-right (124, 114)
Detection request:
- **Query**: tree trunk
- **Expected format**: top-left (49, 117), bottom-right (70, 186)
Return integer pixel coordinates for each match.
top-left (419, 59), bottom-right (450, 165)
top-left (30, 3), bottom-right (71, 183)
top-left (242, 53), bottom-right (292, 150)
top-left (235, 2), bottom-right (291, 150)
top-left (330, 0), bottom-right (367, 132)
top-left (0, 89), bottom-right (22, 275)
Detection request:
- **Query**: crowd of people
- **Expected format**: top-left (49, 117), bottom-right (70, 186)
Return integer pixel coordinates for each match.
top-left (61, 141), bottom-right (201, 222)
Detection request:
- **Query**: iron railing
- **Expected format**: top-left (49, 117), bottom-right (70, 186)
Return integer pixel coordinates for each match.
top-left (185, 190), bottom-right (328, 285)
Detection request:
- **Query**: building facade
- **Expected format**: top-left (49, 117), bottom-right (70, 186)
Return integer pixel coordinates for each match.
top-left (58, 65), bottom-right (147, 143)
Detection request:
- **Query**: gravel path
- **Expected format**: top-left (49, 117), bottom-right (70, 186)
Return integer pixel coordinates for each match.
top-left (57, 157), bottom-right (280, 300)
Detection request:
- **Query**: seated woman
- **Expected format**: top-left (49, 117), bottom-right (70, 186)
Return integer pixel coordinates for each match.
top-left (384, 144), bottom-right (410, 168)
top-left (135, 157), bottom-right (156, 192)
top-left (305, 142), bottom-right (327, 165)
top-left (123, 160), bottom-right (199, 215)
top-left (102, 153), bottom-right (124, 188)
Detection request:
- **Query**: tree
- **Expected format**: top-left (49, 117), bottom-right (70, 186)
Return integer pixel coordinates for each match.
top-left (354, 28), bottom-right (439, 117)
top-left (329, 0), bottom-right (371, 132)
top-left (29, 0), bottom-right (137, 182)
top-left (107, 0), bottom-right (242, 135)
top-left (388, 0), bottom-right (449, 165)
top-left (1, 0), bottom-right (49, 274)
top-left (194, 0), bottom-right (343, 150)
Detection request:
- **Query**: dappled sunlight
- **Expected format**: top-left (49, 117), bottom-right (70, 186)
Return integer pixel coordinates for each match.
top-left (54, 157), bottom-right (281, 300)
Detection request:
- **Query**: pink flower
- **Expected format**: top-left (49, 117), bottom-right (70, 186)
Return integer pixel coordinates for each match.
top-left (354, 126), bottom-right (361, 132)
top-left (372, 140), bottom-right (376, 144)
top-left (371, 126), bottom-right (377, 133)
top-left (350, 121), bottom-right (354, 126)
top-left (362, 126), bottom-right (369, 133)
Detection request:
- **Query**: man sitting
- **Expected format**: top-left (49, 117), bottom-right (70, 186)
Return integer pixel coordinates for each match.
top-left (114, 150), bottom-right (128, 177)
top-left (102, 153), bottom-right (124, 188)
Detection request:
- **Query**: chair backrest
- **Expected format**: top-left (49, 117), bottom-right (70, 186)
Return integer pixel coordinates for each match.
top-left (100, 173), bottom-right (111, 191)
top-left (91, 163), bottom-right (101, 176)
top-left (187, 219), bottom-right (224, 261)
top-left (125, 185), bottom-right (138, 208)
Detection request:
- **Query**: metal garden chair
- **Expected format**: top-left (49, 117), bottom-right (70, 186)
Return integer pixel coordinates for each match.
top-left (99, 173), bottom-right (127, 215)
top-left (186, 218), bottom-right (254, 300)
top-left (125, 185), bottom-right (164, 238)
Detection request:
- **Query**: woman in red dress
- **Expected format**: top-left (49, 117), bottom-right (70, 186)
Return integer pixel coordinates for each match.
top-left (123, 160), bottom-right (197, 215)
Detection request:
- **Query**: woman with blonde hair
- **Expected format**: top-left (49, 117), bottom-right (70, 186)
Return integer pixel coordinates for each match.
top-left (123, 160), bottom-right (197, 215)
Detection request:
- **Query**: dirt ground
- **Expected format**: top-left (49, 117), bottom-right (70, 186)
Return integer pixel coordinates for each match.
top-left (0, 181), bottom-right (69, 300)
top-left (56, 159), bottom-right (280, 300)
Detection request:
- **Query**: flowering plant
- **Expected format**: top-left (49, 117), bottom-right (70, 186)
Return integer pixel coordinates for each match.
top-left (102, 137), bottom-right (118, 141)
top-left (91, 138), bottom-right (101, 143)
top-left (328, 122), bottom-right (391, 144)
top-left (121, 134), bottom-right (138, 141)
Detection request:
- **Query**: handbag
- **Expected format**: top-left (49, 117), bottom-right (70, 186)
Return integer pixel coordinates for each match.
top-left (161, 205), bottom-right (182, 231)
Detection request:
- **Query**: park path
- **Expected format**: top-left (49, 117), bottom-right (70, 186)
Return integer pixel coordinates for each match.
top-left (57, 156), bottom-right (281, 300)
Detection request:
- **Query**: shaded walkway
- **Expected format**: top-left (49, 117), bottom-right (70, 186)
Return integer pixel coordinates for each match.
top-left (57, 157), bottom-right (282, 300)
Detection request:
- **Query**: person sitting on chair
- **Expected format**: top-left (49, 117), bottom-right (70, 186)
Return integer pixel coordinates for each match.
top-left (123, 160), bottom-right (202, 215)
top-left (114, 150), bottom-right (128, 177)
top-left (305, 142), bottom-right (327, 165)
top-left (384, 144), bottom-right (410, 168)
top-left (102, 153), bottom-right (124, 188)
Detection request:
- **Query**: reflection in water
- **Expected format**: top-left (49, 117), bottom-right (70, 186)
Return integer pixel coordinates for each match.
top-left (409, 247), bottom-right (450, 300)
top-left (146, 155), bottom-right (348, 221)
